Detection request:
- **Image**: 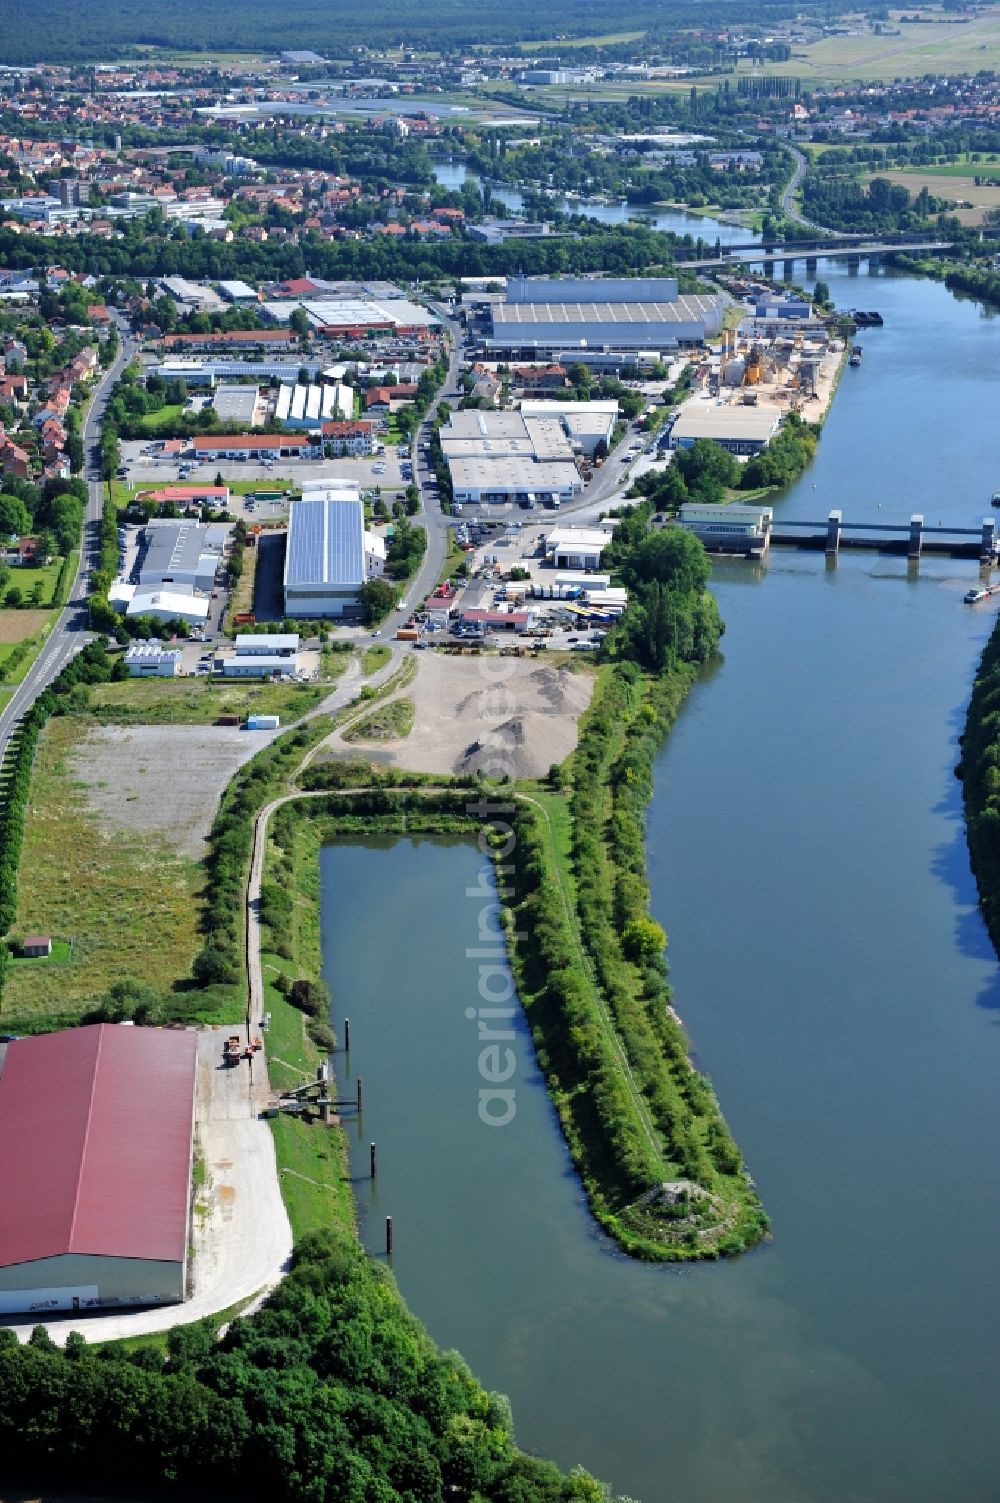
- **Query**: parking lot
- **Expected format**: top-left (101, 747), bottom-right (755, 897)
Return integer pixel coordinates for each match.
top-left (119, 443), bottom-right (407, 497)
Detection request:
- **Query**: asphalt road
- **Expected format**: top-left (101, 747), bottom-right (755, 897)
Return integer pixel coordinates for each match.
top-left (0, 318), bottom-right (134, 768)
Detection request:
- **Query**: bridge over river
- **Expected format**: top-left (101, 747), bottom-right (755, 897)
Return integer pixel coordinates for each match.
top-left (677, 239), bottom-right (954, 271)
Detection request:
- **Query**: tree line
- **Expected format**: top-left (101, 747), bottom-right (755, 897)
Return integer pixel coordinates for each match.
top-left (0, 1232), bottom-right (624, 1503)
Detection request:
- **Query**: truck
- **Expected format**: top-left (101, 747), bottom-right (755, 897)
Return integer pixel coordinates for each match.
top-left (396, 628), bottom-right (420, 641)
top-left (223, 1035), bottom-right (242, 1066)
top-left (247, 714), bottom-right (281, 731)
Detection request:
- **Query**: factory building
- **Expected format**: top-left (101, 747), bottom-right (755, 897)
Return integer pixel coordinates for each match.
top-left (274, 382), bottom-right (353, 430)
top-left (483, 275), bottom-right (724, 358)
top-left (138, 521), bottom-right (227, 595)
top-left (223, 633), bottom-right (301, 678)
top-left (543, 527), bottom-right (610, 570)
top-left (125, 589), bottom-right (211, 628)
top-left (0, 1025), bottom-right (197, 1315)
top-left (124, 641), bottom-right (182, 677)
top-left (283, 483), bottom-right (385, 618)
top-left (519, 400), bottom-right (618, 458)
top-left (439, 410), bottom-right (583, 506)
top-left (667, 406), bottom-right (782, 456)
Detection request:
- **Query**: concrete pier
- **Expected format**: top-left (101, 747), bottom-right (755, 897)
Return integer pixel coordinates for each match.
top-left (909, 514), bottom-right (923, 560)
top-left (826, 509), bottom-right (842, 556)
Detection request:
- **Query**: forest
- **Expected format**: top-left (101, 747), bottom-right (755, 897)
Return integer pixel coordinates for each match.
top-left (0, 0), bottom-right (861, 64)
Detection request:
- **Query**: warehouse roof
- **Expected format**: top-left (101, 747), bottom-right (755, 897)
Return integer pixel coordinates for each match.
top-left (493, 293), bottom-right (722, 326)
top-left (670, 406), bottom-right (781, 442)
top-left (0, 1025), bottom-right (197, 1268)
top-left (284, 490), bottom-right (365, 590)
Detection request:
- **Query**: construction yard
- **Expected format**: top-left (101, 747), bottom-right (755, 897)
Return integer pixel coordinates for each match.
top-left (317, 652), bottom-right (595, 778)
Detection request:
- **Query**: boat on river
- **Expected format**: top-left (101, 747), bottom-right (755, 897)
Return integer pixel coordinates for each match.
top-left (991, 490), bottom-right (1000, 508)
top-left (964, 586), bottom-right (998, 604)
top-left (849, 345), bottom-right (863, 366)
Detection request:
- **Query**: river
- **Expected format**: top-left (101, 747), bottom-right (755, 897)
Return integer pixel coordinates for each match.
top-left (431, 159), bottom-right (757, 246)
top-left (321, 260), bottom-right (1000, 1502)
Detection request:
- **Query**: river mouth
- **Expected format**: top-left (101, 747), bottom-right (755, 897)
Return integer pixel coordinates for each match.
top-left (320, 261), bottom-right (1000, 1503)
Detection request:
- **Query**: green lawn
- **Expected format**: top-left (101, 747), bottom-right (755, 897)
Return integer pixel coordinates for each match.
top-left (9, 937), bottom-right (73, 966)
top-left (84, 677), bottom-right (325, 724)
top-left (135, 404), bottom-right (185, 434)
top-left (3, 560), bottom-right (65, 608)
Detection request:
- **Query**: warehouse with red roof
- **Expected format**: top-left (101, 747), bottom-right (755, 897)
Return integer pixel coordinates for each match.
top-left (0, 1025), bottom-right (197, 1316)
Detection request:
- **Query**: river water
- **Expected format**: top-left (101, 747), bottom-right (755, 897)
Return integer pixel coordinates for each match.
top-left (321, 259), bottom-right (1000, 1502)
top-left (431, 159), bottom-right (756, 246)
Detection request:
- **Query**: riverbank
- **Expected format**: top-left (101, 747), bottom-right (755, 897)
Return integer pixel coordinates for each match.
top-left (958, 613), bottom-right (1000, 955)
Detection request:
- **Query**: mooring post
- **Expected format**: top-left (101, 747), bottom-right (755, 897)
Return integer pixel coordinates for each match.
top-left (386, 1216), bottom-right (393, 1257)
top-left (826, 509), bottom-right (842, 556)
top-left (343, 1017), bottom-right (350, 1051)
top-left (370, 1141), bottom-right (377, 1179)
top-left (357, 1076), bottom-right (363, 1112)
top-left (909, 513), bottom-right (923, 560)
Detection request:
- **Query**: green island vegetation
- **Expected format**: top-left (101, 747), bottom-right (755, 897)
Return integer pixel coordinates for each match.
top-left (959, 615), bottom-right (1000, 956)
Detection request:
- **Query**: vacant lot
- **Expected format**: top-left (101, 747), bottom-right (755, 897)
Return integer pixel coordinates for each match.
top-left (3, 718), bottom-right (204, 1024)
top-left (0, 608), bottom-right (51, 643)
top-left (719, 9), bottom-right (1000, 83)
top-left (67, 722), bottom-right (276, 858)
top-left (866, 170), bottom-right (1000, 225)
top-left (85, 675), bottom-right (324, 724)
top-left (320, 652), bottom-right (594, 778)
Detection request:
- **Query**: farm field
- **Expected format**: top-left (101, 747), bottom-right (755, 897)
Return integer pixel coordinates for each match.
top-left (864, 169), bottom-right (1000, 225)
top-left (0, 608), bottom-right (52, 644)
top-left (727, 8), bottom-right (1000, 82)
top-left (3, 716), bottom-right (203, 1025)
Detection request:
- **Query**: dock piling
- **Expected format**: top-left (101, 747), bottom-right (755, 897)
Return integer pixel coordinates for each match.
top-left (386, 1215), bottom-right (393, 1257)
top-left (357, 1076), bottom-right (363, 1112)
top-left (370, 1141), bottom-right (377, 1179)
top-left (343, 1017), bottom-right (350, 1051)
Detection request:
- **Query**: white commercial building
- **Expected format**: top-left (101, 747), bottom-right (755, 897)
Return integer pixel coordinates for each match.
top-left (126, 589), bottom-right (211, 627)
top-left (449, 457), bottom-right (582, 506)
top-left (486, 275), bottom-right (724, 357)
top-left (275, 382), bottom-right (349, 430)
top-left (543, 527), bottom-right (610, 570)
top-left (283, 482), bottom-right (384, 618)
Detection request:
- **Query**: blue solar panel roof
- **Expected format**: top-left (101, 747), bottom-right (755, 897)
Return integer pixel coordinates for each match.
top-left (285, 496), bottom-right (364, 589)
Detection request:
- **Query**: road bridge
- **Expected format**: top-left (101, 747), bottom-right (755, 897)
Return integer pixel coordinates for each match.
top-left (677, 239), bottom-right (955, 272)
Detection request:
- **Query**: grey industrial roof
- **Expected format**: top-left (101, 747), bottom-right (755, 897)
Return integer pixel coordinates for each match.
top-left (285, 495), bottom-right (364, 590)
top-left (140, 522), bottom-right (226, 581)
top-left (493, 293), bottom-right (721, 326)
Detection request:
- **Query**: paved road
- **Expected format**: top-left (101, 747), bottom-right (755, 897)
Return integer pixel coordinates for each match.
top-left (0, 318), bottom-right (134, 769)
top-left (781, 145), bottom-right (812, 228)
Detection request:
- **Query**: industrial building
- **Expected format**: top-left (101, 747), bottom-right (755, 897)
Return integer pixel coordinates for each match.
top-left (667, 405), bottom-right (782, 456)
top-left (124, 641), bottom-right (182, 677)
top-left (125, 589), bottom-right (211, 628)
top-left (192, 433), bottom-right (318, 461)
top-left (483, 275), bottom-right (724, 358)
top-left (439, 410), bottom-right (583, 506)
top-left (275, 382), bottom-right (353, 430)
top-left (677, 503), bottom-right (773, 556)
top-left (519, 400), bottom-right (619, 458)
top-left (138, 521), bottom-right (227, 595)
top-left (282, 483), bottom-right (385, 618)
top-left (0, 1025), bottom-right (198, 1315)
top-left (223, 633), bottom-right (301, 678)
top-left (543, 527), bottom-right (610, 570)
top-left (262, 294), bottom-right (438, 338)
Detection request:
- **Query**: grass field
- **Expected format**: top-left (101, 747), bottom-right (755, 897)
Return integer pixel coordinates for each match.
top-left (84, 676), bottom-right (325, 723)
top-left (520, 28), bottom-right (646, 49)
top-left (2, 716), bottom-right (203, 1026)
top-left (725, 8), bottom-right (1000, 83)
top-left (135, 404), bottom-right (185, 434)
